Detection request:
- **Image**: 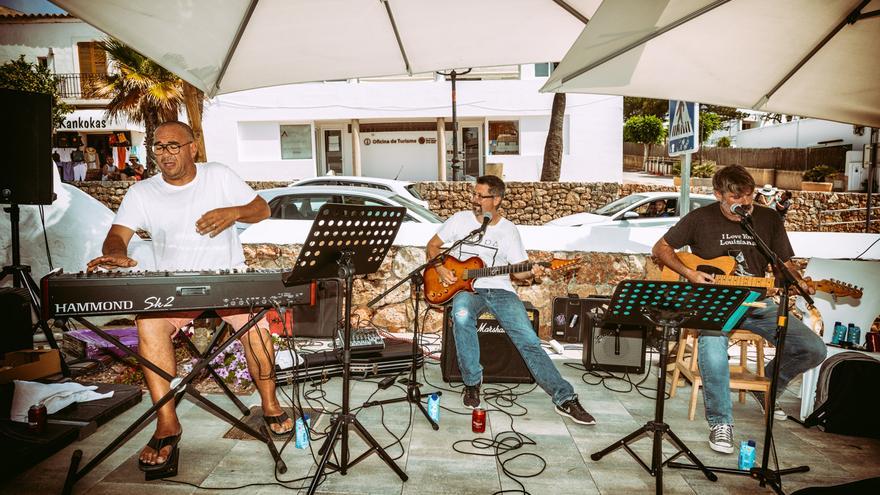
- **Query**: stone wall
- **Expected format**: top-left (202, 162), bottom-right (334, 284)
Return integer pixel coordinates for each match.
top-left (72, 180), bottom-right (877, 233)
top-left (244, 243), bottom-right (652, 339)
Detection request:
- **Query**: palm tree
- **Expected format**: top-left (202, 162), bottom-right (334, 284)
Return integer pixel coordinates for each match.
top-left (540, 92), bottom-right (566, 181)
top-left (96, 38), bottom-right (184, 176)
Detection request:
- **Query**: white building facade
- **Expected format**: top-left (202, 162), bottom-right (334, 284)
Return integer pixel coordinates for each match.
top-left (3, 12), bottom-right (623, 183)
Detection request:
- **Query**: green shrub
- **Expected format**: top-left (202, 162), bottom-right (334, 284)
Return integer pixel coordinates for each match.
top-left (716, 136), bottom-right (731, 147)
top-left (672, 160), bottom-right (716, 178)
top-left (803, 165), bottom-right (837, 182)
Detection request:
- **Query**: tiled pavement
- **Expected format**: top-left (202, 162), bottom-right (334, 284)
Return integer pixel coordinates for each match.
top-left (3, 355), bottom-right (879, 494)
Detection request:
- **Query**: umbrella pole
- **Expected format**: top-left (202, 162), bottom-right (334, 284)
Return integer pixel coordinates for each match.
top-left (437, 69), bottom-right (472, 181)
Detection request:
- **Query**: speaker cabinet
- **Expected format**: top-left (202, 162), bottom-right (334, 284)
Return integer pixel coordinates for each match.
top-left (581, 297), bottom-right (648, 374)
top-left (551, 295), bottom-right (587, 343)
top-left (441, 303), bottom-right (538, 384)
top-left (288, 279), bottom-right (341, 338)
top-left (0, 88), bottom-right (54, 205)
top-left (0, 288), bottom-right (33, 356)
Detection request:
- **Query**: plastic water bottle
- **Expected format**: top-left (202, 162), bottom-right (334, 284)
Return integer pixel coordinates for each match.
top-left (295, 414), bottom-right (310, 449)
top-left (848, 324), bottom-right (862, 346)
top-left (738, 439), bottom-right (756, 470)
top-left (427, 393), bottom-right (441, 424)
top-left (832, 322), bottom-right (847, 344)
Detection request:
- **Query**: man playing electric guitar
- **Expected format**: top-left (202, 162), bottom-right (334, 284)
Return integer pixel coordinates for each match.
top-left (426, 175), bottom-right (595, 425)
top-left (652, 165), bottom-right (826, 454)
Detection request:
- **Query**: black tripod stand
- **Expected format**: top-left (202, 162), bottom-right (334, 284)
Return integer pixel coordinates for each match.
top-left (2, 203), bottom-right (68, 375)
top-left (360, 225), bottom-right (484, 427)
top-left (282, 204), bottom-right (409, 495)
top-left (669, 216), bottom-right (813, 494)
top-left (591, 280), bottom-right (758, 494)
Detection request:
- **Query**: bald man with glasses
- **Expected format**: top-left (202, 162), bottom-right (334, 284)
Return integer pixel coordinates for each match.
top-left (87, 121), bottom-right (291, 476)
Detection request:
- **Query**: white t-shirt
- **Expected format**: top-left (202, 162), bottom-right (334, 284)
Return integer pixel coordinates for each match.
top-left (435, 211), bottom-right (528, 293)
top-left (113, 162), bottom-right (257, 271)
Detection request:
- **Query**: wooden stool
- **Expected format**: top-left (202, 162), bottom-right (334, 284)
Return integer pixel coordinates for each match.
top-left (669, 328), bottom-right (771, 420)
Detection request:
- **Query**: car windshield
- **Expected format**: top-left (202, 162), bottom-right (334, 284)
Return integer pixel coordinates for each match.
top-left (405, 184), bottom-right (424, 200)
top-left (390, 195), bottom-right (442, 223)
top-left (593, 195), bottom-right (649, 216)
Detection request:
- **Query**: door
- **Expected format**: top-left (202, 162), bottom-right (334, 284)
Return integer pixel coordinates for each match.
top-left (323, 130), bottom-right (343, 175)
top-left (462, 126), bottom-right (481, 178)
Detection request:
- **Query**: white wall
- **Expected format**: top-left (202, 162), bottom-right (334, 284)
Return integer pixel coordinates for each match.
top-left (0, 18), bottom-right (104, 73)
top-left (201, 78), bottom-right (622, 182)
top-left (736, 119), bottom-right (871, 149)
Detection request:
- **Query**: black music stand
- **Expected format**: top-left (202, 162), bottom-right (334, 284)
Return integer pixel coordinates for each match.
top-left (590, 280), bottom-right (761, 495)
top-left (359, 217), bottom-right (486, 428)
top-left (61, 310), bottom-right (285, 494)
top-left (282, 203), bottom-right (409, 495)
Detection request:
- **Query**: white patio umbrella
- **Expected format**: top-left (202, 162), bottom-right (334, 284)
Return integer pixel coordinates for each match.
top-left (52, 0), bottom-right (600, 97)
top-left (542, 0), bottom-right (880, 230)
top-left (541, 0), bottom-right (880, 128)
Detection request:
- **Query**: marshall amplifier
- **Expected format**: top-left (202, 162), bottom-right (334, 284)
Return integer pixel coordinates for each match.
top-left (581, 297), bottom-right (648, 374)
top-left (441, 303), bottom-right (538, 384)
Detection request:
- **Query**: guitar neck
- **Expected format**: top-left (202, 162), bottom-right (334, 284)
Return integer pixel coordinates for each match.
top-left (463, 262), bottom-right (537, 280)
top-left (714, 275), bottom-right (775, 290)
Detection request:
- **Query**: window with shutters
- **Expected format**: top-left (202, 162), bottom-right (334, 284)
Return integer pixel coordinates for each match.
top-left (77, 42), bottom-right (107, 98)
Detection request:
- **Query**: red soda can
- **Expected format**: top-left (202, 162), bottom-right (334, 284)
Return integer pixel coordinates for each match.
top-left (472, 408), bottom-right (486, 433)
top-left (28, 404), bottom-right (47, 433)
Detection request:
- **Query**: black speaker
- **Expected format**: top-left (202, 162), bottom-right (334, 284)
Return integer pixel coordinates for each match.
top-left (581, 297), bottom-right (648, 374)
top-left (0, 288), bottom-right (33, 356)
top-left (441, 303), bottom-right (538, 384)
top-left (290, 279), bottom-right (341, 338)
top-left (551, 294), bottom-right (587, 343)
top-left (0, 88), bottom-right (54, 205)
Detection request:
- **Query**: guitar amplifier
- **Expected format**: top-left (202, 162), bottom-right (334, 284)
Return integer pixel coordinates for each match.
top-left (580, 297), bottom-right (648, 374)
top-left (551, 294), bottom-right (588, 343)
top-left (441, 303), bottom-right (538, 384)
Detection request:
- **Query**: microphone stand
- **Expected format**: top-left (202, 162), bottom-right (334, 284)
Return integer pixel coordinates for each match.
top-left (362, 225), bottom-right (485, 428)
top-left (670, 211), bottom-right (814, 494)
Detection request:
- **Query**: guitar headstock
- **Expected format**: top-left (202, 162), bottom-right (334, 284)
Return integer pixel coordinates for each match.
top-left (544, 258), bottom-right (583, 272)
top-left (814, 279), bottom-right (863, 300)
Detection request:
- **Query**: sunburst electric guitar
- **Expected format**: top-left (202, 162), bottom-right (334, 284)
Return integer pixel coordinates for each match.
top-left (423, 256), bottom-right (581, 306)
top-left (668, 252), bottom-right (863, 300)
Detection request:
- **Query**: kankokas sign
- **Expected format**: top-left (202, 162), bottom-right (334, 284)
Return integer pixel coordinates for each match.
top-left (58, 116), bottom-right (109, 130)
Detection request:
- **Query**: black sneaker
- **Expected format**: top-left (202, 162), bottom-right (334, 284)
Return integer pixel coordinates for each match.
top-left (751, 390), bottom-right (787, 421)
top-left (462, 384), bottom-right (481, 409)
top-left (555, 399), bottom-right (596, 425)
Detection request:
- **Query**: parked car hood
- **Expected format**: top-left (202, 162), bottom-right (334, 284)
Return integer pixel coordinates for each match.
top-left (545, 212), bottom-right (610, 227)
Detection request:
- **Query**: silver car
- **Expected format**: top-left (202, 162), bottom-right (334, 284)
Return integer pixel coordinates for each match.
top-left (546, 192), bottom-right (717, 228)
top-left (289, 175), bottom-right (429, 208)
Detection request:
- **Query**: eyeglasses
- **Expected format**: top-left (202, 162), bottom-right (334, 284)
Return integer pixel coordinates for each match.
top-left (473, 193), bottom-right (496, 200)
top-left (152, 141), bottom-right (193, 155)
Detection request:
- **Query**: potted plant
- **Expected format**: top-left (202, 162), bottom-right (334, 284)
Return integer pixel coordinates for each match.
top-left (801, 165), bottom-right (836, 192)
top-left (672, 161), bottom-right (716, 187)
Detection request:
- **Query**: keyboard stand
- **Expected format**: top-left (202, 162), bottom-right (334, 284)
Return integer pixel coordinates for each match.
top-left (62, 309), bottom-right (286, 495)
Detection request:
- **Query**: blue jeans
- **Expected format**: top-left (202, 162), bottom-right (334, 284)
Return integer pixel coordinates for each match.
top-left (699, 300), bottom-right (827, 426)
top-left (450, 289), bottom-right (577, 406)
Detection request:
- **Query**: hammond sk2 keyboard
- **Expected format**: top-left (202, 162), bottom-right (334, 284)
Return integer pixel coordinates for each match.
top-left (41, 268), bottom-right (315, 318)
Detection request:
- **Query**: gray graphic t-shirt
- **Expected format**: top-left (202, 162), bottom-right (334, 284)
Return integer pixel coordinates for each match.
top-left (664, 203), bottom-right (794, 278)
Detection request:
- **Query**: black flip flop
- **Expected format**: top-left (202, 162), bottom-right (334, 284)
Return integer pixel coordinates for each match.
top-left (138, 432), bottom-right (182, 476)
top-left (264, 411), bottom-right (293, 437)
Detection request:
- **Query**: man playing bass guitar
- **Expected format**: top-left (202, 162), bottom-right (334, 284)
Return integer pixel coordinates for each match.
top-left (652, 165), bottom-right (826, 454)
top-left (426, 175), bottom-right (595, 425)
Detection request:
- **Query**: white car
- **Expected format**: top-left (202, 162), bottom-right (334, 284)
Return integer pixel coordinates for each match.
top-left (289, 176), bottom-right (429, 208)
top-left (237, 185), bottom-right (441, 233)
top-left (546, 192), bottom-right (717, 228)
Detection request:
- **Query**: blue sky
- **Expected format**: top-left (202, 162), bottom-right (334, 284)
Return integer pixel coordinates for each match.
top-left (0, 0), bottom-right (66, 14)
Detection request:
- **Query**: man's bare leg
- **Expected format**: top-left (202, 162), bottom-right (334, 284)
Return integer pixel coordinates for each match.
top-left (239, 326), bottom-right (292, 434)
top-left (137, 317), bottom-right (182, 466)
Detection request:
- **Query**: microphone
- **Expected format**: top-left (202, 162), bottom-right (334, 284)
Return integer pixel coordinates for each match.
top-left (730, 203), bottom-right (752, 219)
top-left (475, 211), bottom-right (492, 240)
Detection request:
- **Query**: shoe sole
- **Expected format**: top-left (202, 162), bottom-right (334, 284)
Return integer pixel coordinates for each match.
top-left (709, 441), bottom-right (734, 454)
top-left (555, 406), bottom-right (596, 425)
top-left (774, 411), bottom-right (788, 421)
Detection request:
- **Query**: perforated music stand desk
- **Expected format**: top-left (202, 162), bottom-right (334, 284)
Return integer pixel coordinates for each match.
top-left (283, 203), bottom-right (409, 495)
top-left (591, 280), bottom-right (760, 495)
